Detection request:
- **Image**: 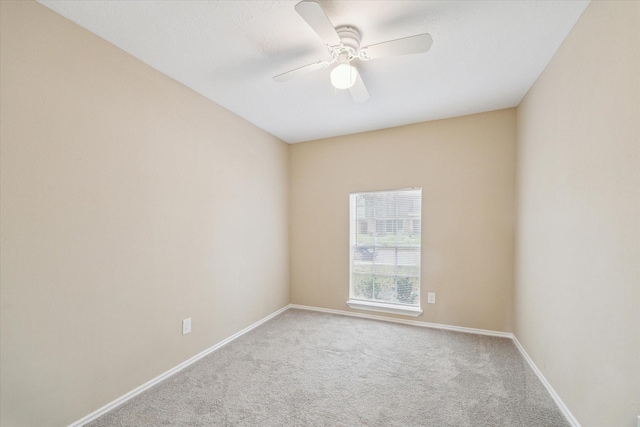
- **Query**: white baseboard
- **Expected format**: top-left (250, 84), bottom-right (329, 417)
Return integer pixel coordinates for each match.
top-left (289, 304), bottom-right (514, 338)
top-left (69, 303), bottom-right (581, 427)
top-left (512, 336), bottom-right (581, 427)
top-left (68, 304), bottom-right (290, 427)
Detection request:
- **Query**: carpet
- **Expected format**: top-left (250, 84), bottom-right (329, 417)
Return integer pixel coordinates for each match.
top-left (86, 309), bottom-right (569, 426)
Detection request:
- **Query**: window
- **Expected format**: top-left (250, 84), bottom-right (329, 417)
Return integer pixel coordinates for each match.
top-left (347, 188), bottom-right (422, 317)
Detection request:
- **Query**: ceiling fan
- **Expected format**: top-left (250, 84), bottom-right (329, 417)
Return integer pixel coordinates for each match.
top-left (273, 0), bottom-right (433, 103)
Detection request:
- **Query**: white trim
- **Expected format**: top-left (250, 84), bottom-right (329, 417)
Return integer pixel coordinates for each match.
top-left (69, 303), bottom-right (580, 427)
top-left (290, 304), bottom-right (513, 338)
top-left (346, 299), bottom-right (423, 317)
top-left (512, 336), bottom-right (581, 427)
top-left (349, 187), bottom-right (421, 195)
top-left (68, 305), bottom-right (290, 427)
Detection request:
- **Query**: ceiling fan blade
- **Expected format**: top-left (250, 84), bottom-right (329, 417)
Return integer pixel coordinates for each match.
top-left (273, 60), bottom-right (329, 82)
top-left (349, 72), bottom-right (369, 103)
top-left (294, 0), bottom-right (341, 47)
top-left (360, 33), bottom-right (433, 61)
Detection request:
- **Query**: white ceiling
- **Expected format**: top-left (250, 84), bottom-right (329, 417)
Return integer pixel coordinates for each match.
top-left (38, 0), bottom-right (589, 144)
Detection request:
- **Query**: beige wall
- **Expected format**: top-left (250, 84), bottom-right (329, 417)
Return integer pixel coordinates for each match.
top-left (0, 2), bottom-right (289, 426)
top-left (290, 109), bottom-right (517, 332)
top-left (515, 1), bottom-right (640, 426)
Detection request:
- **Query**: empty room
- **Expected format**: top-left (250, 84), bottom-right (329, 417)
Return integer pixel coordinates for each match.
top-left (0, 1), bottom-right (638, 426)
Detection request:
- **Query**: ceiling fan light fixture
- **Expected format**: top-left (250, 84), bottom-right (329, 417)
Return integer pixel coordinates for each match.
top-left (275, 1), bottom-right (433, 103)
top-left (330, 61), bottom-right (357, 90)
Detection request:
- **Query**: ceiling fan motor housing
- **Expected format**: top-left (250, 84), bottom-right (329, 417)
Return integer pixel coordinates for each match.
top-left (334, 26), bottom-right (360, 59)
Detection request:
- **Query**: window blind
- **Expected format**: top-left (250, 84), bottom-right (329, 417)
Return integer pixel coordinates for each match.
top-left (349, 188), bottom-right (422, 307)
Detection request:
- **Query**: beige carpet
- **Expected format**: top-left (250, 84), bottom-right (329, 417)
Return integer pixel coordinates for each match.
top-left (87, 309), bottom-right (569, 426)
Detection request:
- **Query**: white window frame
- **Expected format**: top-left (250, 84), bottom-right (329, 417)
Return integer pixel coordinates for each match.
top-left (347, 188), bottom-right (423, 317)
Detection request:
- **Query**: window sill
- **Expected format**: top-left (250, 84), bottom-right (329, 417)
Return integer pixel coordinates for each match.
top-left (346, 300), bottom-right (423, 317)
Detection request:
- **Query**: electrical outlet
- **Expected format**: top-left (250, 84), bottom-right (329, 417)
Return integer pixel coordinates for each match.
top-left (428, 292), bottom-right (436, 304)
top-left (182, 318), bottom-right (191, 335)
